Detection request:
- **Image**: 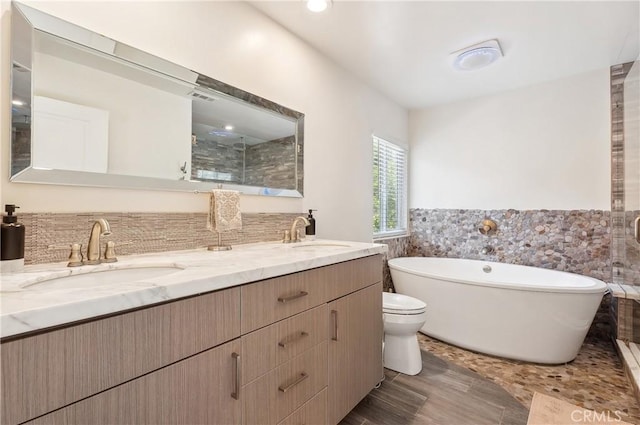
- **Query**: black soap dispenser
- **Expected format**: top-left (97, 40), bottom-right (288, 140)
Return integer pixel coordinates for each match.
top-left (305, 209), bottom-right (317, 241)
top-left (1, 204), bottom-right (25, 272)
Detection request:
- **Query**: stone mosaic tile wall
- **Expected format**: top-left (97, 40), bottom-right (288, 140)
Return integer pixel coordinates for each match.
top-left (376, 236), bottom-right (410, 292)
top-left (19, 212), bottom-right (303, 265)
top-left (590, 294), bottom-right (613, 342)
top-left (409, 209), bottom-right (610, 281)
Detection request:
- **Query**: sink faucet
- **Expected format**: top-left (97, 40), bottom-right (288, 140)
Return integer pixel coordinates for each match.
top-left (288, 216), bottom-right (310, 243)
top-left (85, 219), bottom-right (112, 265)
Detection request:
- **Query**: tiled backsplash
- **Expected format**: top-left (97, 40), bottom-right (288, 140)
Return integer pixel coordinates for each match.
top-left (409, 209), bottom-right (610, 281)
top-left (20, 212), bottom-right (303, 265)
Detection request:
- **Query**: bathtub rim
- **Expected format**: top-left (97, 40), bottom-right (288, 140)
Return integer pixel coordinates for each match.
top-left (388, 257), bottom-right (607, 294)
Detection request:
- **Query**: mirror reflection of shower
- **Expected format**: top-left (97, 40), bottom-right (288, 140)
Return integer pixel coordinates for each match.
top-left (233, 137), bottom-right (246, 184)
top-left (191, 122), bottom-right (253, 184)
top-left (190, 89), bottom-right (299, 189)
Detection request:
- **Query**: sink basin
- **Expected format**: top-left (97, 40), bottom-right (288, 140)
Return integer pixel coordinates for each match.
top-left (20, 266), bottom-right (184, 291)
top-left (290, 242), bottom-right (351, 249)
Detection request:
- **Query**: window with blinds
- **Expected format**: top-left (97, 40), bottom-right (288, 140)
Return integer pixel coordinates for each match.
top-left (373, 136), bottom-right (407, 238)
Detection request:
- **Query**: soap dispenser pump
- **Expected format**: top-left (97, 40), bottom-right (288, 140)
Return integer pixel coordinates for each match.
top-left (305, 209), bottom-right (317, 240)
top-left (1, 204), bottom-right (25, 272)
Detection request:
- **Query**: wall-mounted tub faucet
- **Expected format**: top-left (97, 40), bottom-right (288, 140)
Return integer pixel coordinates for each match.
top-left (478, 219), bottom-right (497, 235)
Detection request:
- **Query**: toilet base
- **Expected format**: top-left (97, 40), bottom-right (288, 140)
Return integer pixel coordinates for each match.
top-left (383, 333), bottom-right (423, 375)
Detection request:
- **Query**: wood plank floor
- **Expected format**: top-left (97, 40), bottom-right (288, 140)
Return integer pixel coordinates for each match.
top-left (340, 349), bottom-right (529, 425)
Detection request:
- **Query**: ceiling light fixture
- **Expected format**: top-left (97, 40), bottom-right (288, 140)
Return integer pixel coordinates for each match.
top-left (452, 39), bottom-right (503, 71)
top-left (306, 0), bottom-right (331, 13)
top-left (224, 125), bottom-right (234, 131)
top-left (12, 99), bottom-right (24, 106)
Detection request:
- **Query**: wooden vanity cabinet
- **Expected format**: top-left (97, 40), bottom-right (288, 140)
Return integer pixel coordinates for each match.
top-left (1, 254), bottom-right (383, 425)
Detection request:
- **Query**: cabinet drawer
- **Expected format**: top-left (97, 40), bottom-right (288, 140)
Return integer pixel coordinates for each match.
top-left (1, 287), bottom-right (240, 425)
top-left (242, 305), bottom-right (328, 385)
top-left (241, 270), bottom-right (327, 333)
top-left (278, 388), bottom-right (327, 425)
top-left (243, 341), bottom-right (328, 425)
top-left (324, 254), bottom-right (382, 301)
top-left (240, 256), bottom-right (382, 334)
top-left (24, 339), bottom-right (242, 425)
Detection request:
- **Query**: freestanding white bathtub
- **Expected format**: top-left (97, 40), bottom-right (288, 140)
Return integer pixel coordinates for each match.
top-left (388, 257), bottom-right (607, 364)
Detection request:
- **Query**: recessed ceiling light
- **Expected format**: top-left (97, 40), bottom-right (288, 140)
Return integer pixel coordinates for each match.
top-left (452, 39), bottom-right (503, 71)
top-left (224, 125), bottom-right (234, 131)
top-left (12, 100), bottom-right (24, 106)
top-left (306, 0), bottom-right (331, 13)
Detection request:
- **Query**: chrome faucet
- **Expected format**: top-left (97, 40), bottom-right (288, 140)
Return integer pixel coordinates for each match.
top-left (85, 219), bottom-right (112, 264)
top-left (288, 216), bottom-right (310, 243)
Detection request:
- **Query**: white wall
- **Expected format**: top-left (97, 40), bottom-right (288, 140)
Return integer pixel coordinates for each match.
top-left (409, 69), bottom-right (610, 210)
top-left (0, 1), bottom-right (408, 242)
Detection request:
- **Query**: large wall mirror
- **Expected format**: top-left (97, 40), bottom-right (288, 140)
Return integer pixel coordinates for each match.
top-left (10, 3), bottom-right (304, 197)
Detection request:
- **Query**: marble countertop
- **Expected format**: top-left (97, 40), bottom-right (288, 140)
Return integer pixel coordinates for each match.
top-left (0, 240), bottom-right (387, 339)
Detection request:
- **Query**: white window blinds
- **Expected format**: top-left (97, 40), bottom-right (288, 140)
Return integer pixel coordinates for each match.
top-left (373, 136), bottom-right (407, 238)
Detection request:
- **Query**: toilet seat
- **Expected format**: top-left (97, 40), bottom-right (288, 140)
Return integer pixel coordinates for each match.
top-left (383, 292), bottom-right (426, 315)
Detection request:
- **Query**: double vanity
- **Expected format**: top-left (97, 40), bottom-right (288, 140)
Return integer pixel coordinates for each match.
top-left (0, 240), bottom-right (386, 425)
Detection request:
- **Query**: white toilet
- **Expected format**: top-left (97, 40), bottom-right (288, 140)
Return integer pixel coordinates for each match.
top-left (382, 292), bottom-right (427, 375)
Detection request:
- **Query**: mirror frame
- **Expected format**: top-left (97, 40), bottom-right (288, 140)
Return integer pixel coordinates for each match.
top-left (10, 2), bottom-right (304, 197)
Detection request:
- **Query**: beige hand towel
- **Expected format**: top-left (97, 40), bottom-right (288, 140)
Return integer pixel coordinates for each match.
top-left (207, 190), bottom-right (242, 232)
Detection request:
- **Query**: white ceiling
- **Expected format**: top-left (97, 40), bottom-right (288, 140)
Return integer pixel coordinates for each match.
top-left (251, 1), bottom-right (640, 109)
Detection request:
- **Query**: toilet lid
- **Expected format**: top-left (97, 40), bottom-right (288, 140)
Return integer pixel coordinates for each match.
top-left (382, 292), bottom-right (426, 314)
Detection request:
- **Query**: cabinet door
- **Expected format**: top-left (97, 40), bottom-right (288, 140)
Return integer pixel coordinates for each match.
top-left (2, 287), bottom-right (240, 425)
top-left (327, 282), bottom-right (383, 425)
top-left (25, 340), bottom-right (242, 425)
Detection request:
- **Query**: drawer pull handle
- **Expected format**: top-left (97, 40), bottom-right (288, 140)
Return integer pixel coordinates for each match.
top-left (278, 372), bottom-right (309, 393)
top-left (231, 352), bottom-right (240, 400)
top-left (278, 331), bottom-right (309, 348)
top-left (331, 309), bottom-right (338, 341)
top-left (277, 291), bottom-right (308, 303)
